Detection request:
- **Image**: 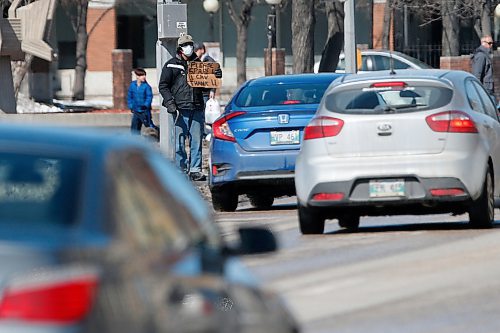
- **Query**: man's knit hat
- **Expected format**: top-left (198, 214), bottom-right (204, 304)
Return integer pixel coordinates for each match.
top-left (177, 34), bottom-right (193, 47)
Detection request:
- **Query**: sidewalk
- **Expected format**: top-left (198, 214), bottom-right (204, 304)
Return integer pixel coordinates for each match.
top-left (0, 109), bottom-right (159, 127)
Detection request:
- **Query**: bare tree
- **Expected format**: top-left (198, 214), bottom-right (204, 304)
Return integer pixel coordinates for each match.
top-left (60, 0), bottom-right (88, 100)
top-left (473, 0), bottom-right (492, 38)
top-left (382, 0), bottom-right (392, 49)
top-left (291, 0), bottom-right (315, 73)
top-left (317, 0), bottom-right (344, 72)
top-left (440, 0), bottom-right (459, 56)
top-left (391, 0), bottom-right (495, 55)
top-left (225, 0), bottom-right (257, 86)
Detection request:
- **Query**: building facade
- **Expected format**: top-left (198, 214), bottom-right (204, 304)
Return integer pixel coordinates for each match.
top-left (52, 0), bottom-right (373, 104)
top-left (50, 0), bottom-right (494, 105)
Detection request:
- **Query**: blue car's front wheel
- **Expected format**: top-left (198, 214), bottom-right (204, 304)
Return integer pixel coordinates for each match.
top-left (247, 194), bottom-right (274, 210)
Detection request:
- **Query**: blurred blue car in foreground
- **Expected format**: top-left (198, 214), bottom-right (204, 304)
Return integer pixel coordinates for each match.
top-left (209, 73), bottom-right (343, 211)
top-left (0, 124), bottom-right (298, 333)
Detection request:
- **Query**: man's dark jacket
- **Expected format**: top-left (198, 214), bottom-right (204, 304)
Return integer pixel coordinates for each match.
top-left (159, 54), bottom-right (204, 110)
top-left (471, 45), bottom-right (494, 94)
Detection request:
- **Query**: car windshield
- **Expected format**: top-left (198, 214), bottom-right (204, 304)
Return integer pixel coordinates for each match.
top-left (325, 83), bottom-right (453, 114)
top-left (0, 152), bottom-right (84, 226)
top-left (235, 83), bottom-right (330, 107)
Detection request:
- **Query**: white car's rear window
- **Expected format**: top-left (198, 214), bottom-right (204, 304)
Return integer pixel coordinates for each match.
top-left (325, 83), bottom-right (453, 114)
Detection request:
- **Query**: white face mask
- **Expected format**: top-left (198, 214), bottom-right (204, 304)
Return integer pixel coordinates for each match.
top-left (181, 45), bottom-right (193, 57)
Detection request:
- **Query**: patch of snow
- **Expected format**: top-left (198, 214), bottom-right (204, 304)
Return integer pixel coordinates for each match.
top-left (16, 94), bottom-right (63, 114)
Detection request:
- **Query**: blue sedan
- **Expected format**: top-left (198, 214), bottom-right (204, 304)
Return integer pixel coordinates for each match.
top-left (0, 124), bottom-right (298, 333)
top-left (209, 73), bottom-right (343, 211)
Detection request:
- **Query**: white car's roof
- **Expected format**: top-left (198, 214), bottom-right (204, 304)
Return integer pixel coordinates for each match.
top-left (336, 69), bottom-right (471, 84)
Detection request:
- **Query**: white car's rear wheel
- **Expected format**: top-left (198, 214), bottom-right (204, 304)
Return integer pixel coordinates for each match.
top-left (298, 203), bottom-right (325, 234)
top-left (469, 167), bottom-right (494, 228)
top-left (338, 214), bottom-right (360, 231)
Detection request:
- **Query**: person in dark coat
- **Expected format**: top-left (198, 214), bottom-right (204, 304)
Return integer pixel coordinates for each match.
top-left (471, 35), bottom-right (495, 97)
top-left (158, 34), bottom-right (222, 181)
top-left (127, 68), bottom-right (155, 134)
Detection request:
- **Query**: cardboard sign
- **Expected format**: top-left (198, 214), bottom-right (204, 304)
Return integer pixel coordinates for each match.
top-left (187, 61), bottom-right (221, 88)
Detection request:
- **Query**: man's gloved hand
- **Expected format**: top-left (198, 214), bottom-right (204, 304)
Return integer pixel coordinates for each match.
top-left (165, 100), bottom-right (177, 114)
top-left (214, 67), bottom-right (222, 78)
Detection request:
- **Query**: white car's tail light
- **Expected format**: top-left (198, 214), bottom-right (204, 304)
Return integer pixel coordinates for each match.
top-left (430, 188), bottom-right (466, 196)
top-left (426, 111), bottom-right (478, 133)
top-left (312, 193), bottom-right (345, 201)
top-left (304, 117), bottom-right (344, 140)
top-left (0, 267), bottom-right (99, 323)
top-left (212, 111), bottom-right (246, 142)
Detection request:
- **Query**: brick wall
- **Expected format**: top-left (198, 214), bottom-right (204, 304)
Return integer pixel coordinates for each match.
top-left (372, 0), bottom-right (393, 50)
top-left (493, 51), bottom-right (500, 102)
top-left (439, 55), bottom-right (471, 72)
top-left (87, 7), bottom-right (116, 72)
top-left (441, 52), bottom-right (500, 102)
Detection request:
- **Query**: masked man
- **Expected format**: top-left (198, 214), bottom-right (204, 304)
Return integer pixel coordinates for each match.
top-left (159, 34), bottom-right (222, 181)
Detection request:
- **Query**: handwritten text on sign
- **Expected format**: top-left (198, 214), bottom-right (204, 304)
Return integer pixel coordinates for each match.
top-left (187, 62), bottom-right (221, 88)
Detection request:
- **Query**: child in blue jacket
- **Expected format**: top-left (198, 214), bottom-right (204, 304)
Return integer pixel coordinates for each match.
top-left (127, 68), bottom-right (157, 134)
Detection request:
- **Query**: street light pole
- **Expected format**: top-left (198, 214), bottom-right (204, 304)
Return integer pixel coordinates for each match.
top-left (203, 0), bottom-right (220, 42)
top-left (343, 0), bottom-right (357, 73)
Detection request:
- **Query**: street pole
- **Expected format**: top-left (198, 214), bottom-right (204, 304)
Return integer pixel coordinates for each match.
top-left (265, 6), bottom-right (276, 76)
top-left (343, 0), bottom-right (357, 74)
top-left (209, 12), bottom-right (215, 42)
top-left (157, 0), bottom-right (187, 159)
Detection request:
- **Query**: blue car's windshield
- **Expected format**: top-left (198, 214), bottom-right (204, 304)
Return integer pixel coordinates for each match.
top-left (235, 83), bottom-right (331, 107)
top-left (0, 153), bottom-right (84, 226)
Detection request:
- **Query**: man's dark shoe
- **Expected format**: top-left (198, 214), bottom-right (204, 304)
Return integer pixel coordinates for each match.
top-left (190, 172), bottom-right (206, 181)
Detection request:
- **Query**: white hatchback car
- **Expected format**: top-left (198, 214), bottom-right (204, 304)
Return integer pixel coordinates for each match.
top-left (295, 69), bottom-right (500, 234)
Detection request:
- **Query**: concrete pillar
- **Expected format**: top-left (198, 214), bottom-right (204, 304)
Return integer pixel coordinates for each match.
top-left (29, 58), bottom-right (52, 103)
top-left (372, 0), bottom-right (393, 50)
top-left (264, 48), bottom-right (285, 75)
top-left (0, 56), bottom-right (16, 113)
top-left (112, 49), bottom-right (132, 110)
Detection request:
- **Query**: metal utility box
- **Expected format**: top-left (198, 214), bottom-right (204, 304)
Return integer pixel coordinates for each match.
top-left (157, 3), bottom-right (187, 39)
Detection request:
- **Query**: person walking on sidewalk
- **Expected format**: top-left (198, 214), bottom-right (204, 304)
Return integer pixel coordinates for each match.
top-left (471, 35), bottom-right (495, 99)
top-left (158, 34), bottom-right (222, 181)
top-left (127, 68), bottom-right (156, 134)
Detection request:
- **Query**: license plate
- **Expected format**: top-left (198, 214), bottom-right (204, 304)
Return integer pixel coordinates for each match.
top-left (369, 179), bottom-right (405, 198)
top-left (270, 130), bottom-right (300, 145)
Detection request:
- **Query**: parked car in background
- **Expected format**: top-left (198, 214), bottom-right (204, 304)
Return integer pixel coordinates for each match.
top-left (295, 69), bottom-right (500, 234)
top-left (314, 49), bottom-right (432, 73)
top-left (0, 124), bottom-right (299, 333)
top-left (209, 73), bottom-right (343, 212)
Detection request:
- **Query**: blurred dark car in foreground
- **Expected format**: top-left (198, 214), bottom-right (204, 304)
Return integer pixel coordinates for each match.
top-left (0, 124), bottom-right (298, 333)
top-left (209, 73), bottom-right (342, 212)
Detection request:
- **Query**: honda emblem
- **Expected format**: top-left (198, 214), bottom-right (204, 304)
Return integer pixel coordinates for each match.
top-left (278, 114), bottom-right (290, 124)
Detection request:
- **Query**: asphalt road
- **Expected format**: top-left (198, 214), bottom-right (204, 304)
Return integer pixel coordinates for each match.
top-left (215, 197), bottom-right (500, 333)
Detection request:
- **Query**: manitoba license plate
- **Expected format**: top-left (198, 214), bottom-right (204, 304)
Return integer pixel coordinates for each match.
top-left (369, 179), bottom-right (405, 198)
top-left (270, 130), bottom-right (300, 145)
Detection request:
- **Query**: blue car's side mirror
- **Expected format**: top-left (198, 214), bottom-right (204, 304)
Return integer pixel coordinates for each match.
top-left (224, 226), bottom-right (278, 256)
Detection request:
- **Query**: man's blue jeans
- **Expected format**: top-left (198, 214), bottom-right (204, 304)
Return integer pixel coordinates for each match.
top-left (174, 108), bottom-right (204, 173)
